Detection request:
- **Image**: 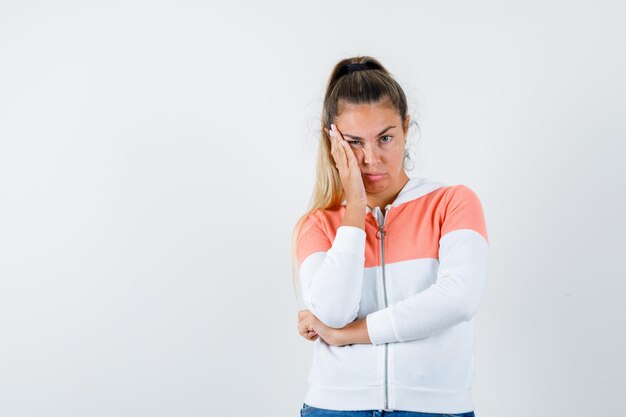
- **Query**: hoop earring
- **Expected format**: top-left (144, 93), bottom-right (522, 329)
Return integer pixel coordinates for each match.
top-left (404, 149), bottom-right (415, 171)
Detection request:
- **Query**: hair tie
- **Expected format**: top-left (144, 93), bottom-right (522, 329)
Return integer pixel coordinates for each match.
top-left (347, 63), bottom-right (370, 73)
top-left (335, 62), bottom-right (377, 80)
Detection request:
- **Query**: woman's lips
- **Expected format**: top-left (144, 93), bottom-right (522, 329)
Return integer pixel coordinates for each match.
top-left (364, 173), bottom-right (386, 181)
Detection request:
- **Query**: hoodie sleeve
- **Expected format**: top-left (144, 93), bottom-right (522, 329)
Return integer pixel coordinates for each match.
top-left (365, 185), bottom-right (490, 345)
top-left (296, 211), bottom-right (366, 329)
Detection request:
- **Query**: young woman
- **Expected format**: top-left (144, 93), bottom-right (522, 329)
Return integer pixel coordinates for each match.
top-left (291, 56), bottom-right (490, 417)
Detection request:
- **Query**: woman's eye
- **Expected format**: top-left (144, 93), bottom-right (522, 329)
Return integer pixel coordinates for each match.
top-left (348, 140), bottom-right (362, 146)
top-left (380, 135), bottom-right (393, 143)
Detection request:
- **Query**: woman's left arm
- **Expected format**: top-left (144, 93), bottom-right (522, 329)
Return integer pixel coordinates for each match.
top-left (365, 185), bottom-right (490, 345)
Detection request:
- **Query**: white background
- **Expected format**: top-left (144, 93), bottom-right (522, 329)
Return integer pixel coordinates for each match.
top-left (1, 1), bottom-right (624, 416)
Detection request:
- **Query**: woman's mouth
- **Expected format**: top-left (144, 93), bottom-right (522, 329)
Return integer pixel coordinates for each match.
top-left (363, 173), bottom-right (386, 181)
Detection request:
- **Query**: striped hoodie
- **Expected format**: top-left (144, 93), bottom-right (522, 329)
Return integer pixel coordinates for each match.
top-left (295, 176), bottom-right (490, 414)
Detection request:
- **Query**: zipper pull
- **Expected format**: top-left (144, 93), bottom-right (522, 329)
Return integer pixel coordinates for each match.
top-left (376, 206), bottom-right (391, 239)
top-left (376, 224), bottom-right (387, 239)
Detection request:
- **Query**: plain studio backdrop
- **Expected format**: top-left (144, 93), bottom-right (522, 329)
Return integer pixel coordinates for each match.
top-left (0, 1), bottom-right (624, 416)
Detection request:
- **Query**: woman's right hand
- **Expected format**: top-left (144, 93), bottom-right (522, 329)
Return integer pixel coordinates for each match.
top-left (324, 123), bottom-right (367, 206)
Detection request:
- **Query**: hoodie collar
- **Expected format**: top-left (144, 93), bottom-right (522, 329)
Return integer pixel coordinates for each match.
top-left (341, 176), bottom-right (447, 213)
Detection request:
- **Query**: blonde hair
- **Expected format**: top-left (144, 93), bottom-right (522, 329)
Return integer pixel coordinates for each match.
top-left (290, 55), bottom-right (416, 299)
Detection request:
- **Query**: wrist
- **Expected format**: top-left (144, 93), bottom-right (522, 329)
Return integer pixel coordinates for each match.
top-left (345, 200), bottom-right (366, 210)
top-left (330, 327), bottom-right (344, 346)
top-left (342, 203), bottom-right (366, 230)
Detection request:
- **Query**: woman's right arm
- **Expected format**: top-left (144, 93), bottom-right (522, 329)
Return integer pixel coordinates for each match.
top-left (297, 124), bottom-right (366, 329)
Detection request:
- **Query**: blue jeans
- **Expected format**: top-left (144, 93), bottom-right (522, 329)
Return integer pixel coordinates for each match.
top-left (300, 403), bottom-right (475, 417)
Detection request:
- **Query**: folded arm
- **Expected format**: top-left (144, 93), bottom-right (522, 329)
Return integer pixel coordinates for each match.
top-left (366, 185), bottom-right (491, 345)
top-left (366, 229), bottom-right (490, 344)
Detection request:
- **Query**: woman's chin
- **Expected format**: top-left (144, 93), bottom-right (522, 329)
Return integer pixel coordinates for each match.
top-left (364, 179), bottom-right (389, 193)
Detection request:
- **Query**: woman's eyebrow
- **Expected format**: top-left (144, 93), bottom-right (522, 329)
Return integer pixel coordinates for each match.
top-left (342, 125), bottom-right (396, 140)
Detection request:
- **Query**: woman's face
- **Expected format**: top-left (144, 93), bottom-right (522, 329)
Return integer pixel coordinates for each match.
top-left (333, 100), bottom-right (409, 195)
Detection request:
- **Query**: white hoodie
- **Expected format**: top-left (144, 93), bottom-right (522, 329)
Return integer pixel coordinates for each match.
top-left (295, 176), bottom-right (490, 414)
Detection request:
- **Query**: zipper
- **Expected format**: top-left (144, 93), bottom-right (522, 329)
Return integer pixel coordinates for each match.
top-left (374, 204), bottom-right (392, 412)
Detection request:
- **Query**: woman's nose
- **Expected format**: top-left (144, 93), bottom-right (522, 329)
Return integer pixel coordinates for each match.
top-left (363, 144), bottom-right (381, 164)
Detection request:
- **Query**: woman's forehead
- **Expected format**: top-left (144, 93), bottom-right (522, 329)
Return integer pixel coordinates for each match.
top-left (339, 100), bottom-right (396, 115)
top-left (336, 104), bottom-right (402, 130)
